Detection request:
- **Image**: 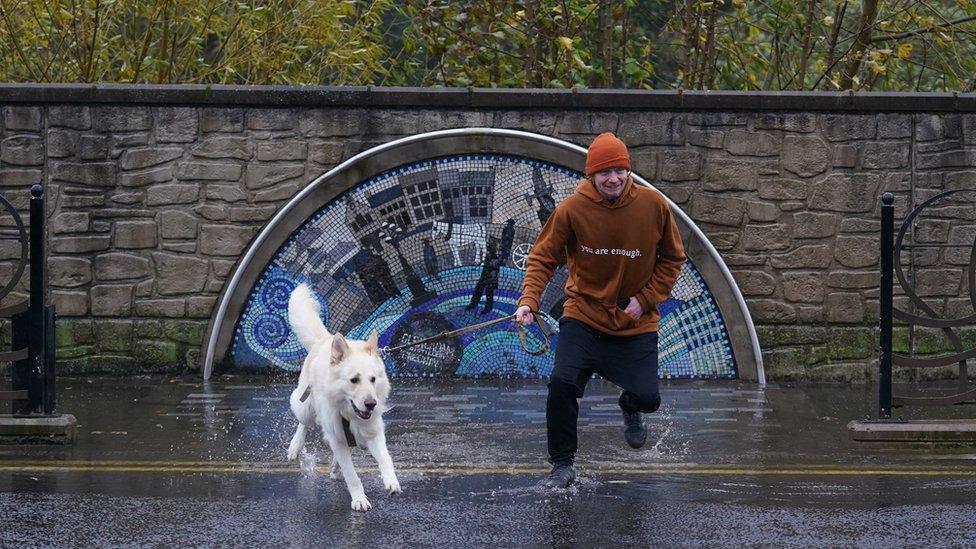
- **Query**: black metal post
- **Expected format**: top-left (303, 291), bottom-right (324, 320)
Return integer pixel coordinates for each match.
top-left (879, 192), bottom-right (894, 419)
top-left (28, 184), bottom-right (47, 415)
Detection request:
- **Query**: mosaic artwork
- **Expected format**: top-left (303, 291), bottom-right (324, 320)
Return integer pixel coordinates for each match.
top-left (232, 154), bottom-right (737, 379)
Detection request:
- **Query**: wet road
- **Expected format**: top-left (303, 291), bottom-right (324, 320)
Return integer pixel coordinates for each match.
top-left (3, 377), bottom-right (976, 547)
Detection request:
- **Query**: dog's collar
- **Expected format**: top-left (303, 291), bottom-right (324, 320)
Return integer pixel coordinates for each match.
top-left (299, 385), bottom-right (311, 402)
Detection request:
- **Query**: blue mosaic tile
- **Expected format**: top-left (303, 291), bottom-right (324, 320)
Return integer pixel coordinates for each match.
top-left (231, 154), bottom-right (737, 379)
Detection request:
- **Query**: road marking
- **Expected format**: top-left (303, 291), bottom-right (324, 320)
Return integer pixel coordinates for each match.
top-left (1, 460), bottom-right (976, 476)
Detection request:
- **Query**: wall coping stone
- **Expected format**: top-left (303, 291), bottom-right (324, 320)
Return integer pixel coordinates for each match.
top-left (0, 84), bottom-right (974, 112)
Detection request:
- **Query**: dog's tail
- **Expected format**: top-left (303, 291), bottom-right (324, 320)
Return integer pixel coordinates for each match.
top-left (288, 283), bottom-right (329, 351)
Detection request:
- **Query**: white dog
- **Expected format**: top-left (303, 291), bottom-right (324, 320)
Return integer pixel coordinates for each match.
top-left (286, 283), bottom-right (400, 511)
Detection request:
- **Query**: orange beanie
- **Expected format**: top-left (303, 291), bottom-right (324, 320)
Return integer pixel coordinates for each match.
top-left (585, 132), bottom-right (631, 176)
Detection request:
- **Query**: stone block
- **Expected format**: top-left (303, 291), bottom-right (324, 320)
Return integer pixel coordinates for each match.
top-left (51, 235), bottom-right (111, 253)
top-left (688, 129), bottom-right (724, 149)
top-left (146, 184), bottom-right (200, 206)
top-left (114, 220), bottom-right (158, 249)
top-left (110, 191), bottom-right (144, 206)
top-left (154, 107), bottom-right (198, 143)
top-left (724, 130), bottom-right (778, 157)
top-left (807, 173), bottom-right (880, 212)
top-left (746, 201), bottom-right (780, 222)
top-left (152, 253), bottom-right (208, 295)
top-left (619, 113), bottom-right (685, 146)
top-left (163, 320), bottom-right (205, 344)
top-left (49, 257), bottom-right (92, 288)
top-left (47, 129), bottom-right (78, 158)
top-left (825, 292), bottom-right (864, 323)
top-left (861, 142), bottom-right (910, 169)
top-left (742, 224), bottom-right (790, 251)
top-left (90, 284), bottom-right (134, 316)
top-left (50, 162), bottom-right (116, 187)
top-left (93, 106), bottom-right (152, 132)
top-left (256, 140), bottom-right (308, 161)
top-left (770, 245), bottom-right (833, 269)
top-left (307, 140), bottom-right (346, 165)
top-left (51, 290), bottom-right (88, 316)
top-left (702, 159), bottom-right (767, 191)
top-left (119, 166), bottom-right (173, 187)
top-left (229, 205), bottom-right (277, 222)
top-left (200, 108), bottom-right (244, 133)
top-left (0, 168), bottom-right (42, 187)
top-left (249, 108), bottom-right (298, 131)
top-left (120, 147), bottom-right (184, 170)
top-left (691, 194), bottom-right (744, 227)
top-left (187, 296), bottom-right (217, 318)
top-left (194, 204), bottom-right (228, 220)
top-left (205, 184), bottom-right (247, 203)
top-left (159, 211), bottom-right (198, 239)
top-left (192, 136), bottom-right (252, 160)
top-left (782, 271), bottom-right (825, 303)
top-left (707, 232), bottom-right (739, 250)
top-left (79, 135), bottom-right (109, 160)
top-left (624, 147), bottom-right (655, 179)
top-left (51, 212), bottom-right (90, 234)
top-left (555, 112), bottom-right (611, 135)
top-left (94, 320), bottom-right (134, 352)
top-left (245, 163), bottom-right (305, 190)
top-left (2, 135), bottom-right (44, 165)
top-left (659, 149), bottom-right (700, 182)
top-left (48, 106), bottom-right (91, 130)
top-left (783, 135), bottom-right (830, 177)
top-left (95, 252), bottom-right (151, 281)
top-left (748, 299), bottom-right (797, 323)
top-left (793, 212), bottom-right (840, 239)
top-left (299, 109), bottom-right (363, 137)
top-left (832, 144), bottom-right (858, 168)
top-left (822, 114), bottom-right (878, 141)
top-left (135, 299), bottom-right (186, 318)
top-left (3, 106), bottom-right (41, 131)
top-left (252, 181), bottom-right (300, 202)
top-left (753, 113), bottom-right (817, 133)
top-left (199, 225), bottom-right (254, 256)
top-left (834, 235), bottom-right (879, 268)
top-left (731, 270), bottom-right (776, 296)
top-left (162, 241), bottom-right (197, 253)
top-left (176, 161), bottom-right (242, 181)
top-left (878, 114), bottom-right (912, 138)
top-left (826, 271), bottom-right (878, 289)
top-left (914, 269), bottom-right (963, 297)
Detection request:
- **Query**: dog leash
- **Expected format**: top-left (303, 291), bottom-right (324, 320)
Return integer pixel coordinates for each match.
top-left (298, 312), bottom-right (552, 404)
top-left (379, 311), bottom-right (552, 357)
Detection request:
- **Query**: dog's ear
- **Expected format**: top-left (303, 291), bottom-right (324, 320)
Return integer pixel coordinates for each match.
top-left (331, 333), bottom-right (349, 366)
top-left (364, 330), bottom-right (379, 355)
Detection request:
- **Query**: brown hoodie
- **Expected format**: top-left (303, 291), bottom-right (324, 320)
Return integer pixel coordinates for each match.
top-left (518, 176), bottom-right (686, 335)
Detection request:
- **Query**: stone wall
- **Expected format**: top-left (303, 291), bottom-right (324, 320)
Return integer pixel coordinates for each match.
top-left (0, 85), bottom-right (974, 380)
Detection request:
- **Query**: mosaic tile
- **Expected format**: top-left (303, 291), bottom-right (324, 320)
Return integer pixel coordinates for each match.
top-left (232, 154), bottom-right (737, 379)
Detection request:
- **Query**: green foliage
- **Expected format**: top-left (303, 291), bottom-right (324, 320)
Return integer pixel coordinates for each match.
top-left (2, 0), bottom-right (975, 91)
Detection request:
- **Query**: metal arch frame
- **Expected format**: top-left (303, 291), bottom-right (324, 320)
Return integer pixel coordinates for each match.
top-left (202, 128), bottom-right (765, 383)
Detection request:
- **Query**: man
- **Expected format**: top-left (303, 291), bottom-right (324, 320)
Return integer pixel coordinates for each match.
top-left (515, 132), bottom-right (686, 489)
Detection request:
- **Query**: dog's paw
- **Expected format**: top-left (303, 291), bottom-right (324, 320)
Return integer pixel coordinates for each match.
top-left (286, 447), bottom-right (300, 461)
top-left (350, 495), bottom-right (372, 512)
top-left (384, 477), bottom-right (402, 495)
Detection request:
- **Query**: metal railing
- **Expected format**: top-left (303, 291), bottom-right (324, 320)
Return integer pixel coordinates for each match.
top-left (878, 190), bottom-right (976, 418)
top-left (0, 185), bottom-right (56, 416)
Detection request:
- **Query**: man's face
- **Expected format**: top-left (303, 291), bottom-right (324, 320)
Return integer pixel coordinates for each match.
top-left (592, 167), bottom-right (629, 202)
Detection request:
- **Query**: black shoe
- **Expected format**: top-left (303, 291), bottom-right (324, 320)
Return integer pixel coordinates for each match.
top-left (539, 464), bottom-right (576, 489)
top-left (622, 408), bottom-right (647, 449)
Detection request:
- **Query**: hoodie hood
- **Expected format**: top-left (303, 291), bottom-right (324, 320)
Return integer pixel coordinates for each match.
top-left (575, 175), bottom-right (638, 209)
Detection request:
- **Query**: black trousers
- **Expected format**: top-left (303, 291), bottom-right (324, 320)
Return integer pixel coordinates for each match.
top-left (547, 318), bottom-right (661, 466)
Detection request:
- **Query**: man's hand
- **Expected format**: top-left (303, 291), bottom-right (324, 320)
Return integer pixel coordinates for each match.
top-left (515, 305), bottom-right (535, 325)
top-left (623, 297), bottom-right (643, 319)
